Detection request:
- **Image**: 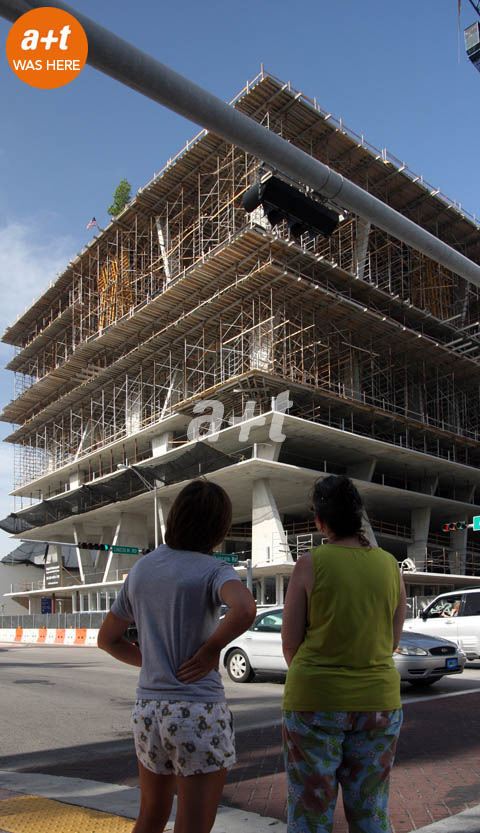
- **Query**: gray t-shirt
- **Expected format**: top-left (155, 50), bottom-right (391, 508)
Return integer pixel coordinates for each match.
top-left (111, 544), bottom-right (240, 701)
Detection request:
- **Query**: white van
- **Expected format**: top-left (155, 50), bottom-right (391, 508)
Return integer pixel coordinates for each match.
top-left (404, 588), bottom-right (480, 660)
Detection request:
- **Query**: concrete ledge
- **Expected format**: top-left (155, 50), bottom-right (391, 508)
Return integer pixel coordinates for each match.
top-left (0, 771), bottom-right (287, 832)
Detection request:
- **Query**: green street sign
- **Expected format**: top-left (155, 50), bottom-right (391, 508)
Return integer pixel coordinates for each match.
top-left (214, 553), bottom-right (239, 565)
top-left (473, 516), bottom-right (480, 532)
top-left (112, 545), bottom-right (139, 555)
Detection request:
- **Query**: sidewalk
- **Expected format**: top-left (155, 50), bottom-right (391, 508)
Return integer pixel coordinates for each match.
top-left (0, 771), bottom-right (285, 833)
top-left (2, 692), bottom-right (480, 832)
top-left (1, 770), bottom-right (480, 833)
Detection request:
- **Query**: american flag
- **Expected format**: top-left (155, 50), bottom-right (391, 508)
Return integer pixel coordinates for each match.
top-left (86, 217), bottom-right (98, 230)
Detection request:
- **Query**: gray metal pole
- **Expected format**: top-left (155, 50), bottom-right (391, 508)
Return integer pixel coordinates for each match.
top-left (1, 0), bottom-right (480, 286)
top-left (153, 482), bottom-right (159, 550)
top-left (246, 559), bottom-right (253, 593)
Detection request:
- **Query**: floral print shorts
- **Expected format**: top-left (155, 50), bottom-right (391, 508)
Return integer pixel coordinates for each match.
top-left (282, 708), bottom-right (403, 833)
top-left (131, 699), bottom-right (236, 776)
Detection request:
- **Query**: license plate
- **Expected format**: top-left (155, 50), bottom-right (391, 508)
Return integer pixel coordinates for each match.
top-left (446, 658), bottom-right (459, 669)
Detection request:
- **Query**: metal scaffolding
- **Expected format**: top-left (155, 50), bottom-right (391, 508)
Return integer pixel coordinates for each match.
top-left (3, 72), bottom-right (480, 491)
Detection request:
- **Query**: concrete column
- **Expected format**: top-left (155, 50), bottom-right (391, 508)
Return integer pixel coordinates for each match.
top-left (407, 506), bottom-right (431, 571)
top-left (253, 442), bottom-right (282, 462)
top-left (362, 513), bottom-right (378, 547)
top-left (422, 475), bottom-right (438, 496)
top-left (152, 431), bottom-right (174, 457)
top-left (103, 512), bottom-right (148, 582)
top-left (72, 523), bottom-right (87, 583)
top-left (343, 352), bottom-right (362, 400)
top-left (413, 475), bottom-right (438, 496)
top-left (94, 526), bottom-right (114, 574)
top-left (455, 484), bottom-right (476, 503)
top-left (449, 528), bottom-right (467, 575)
top-left (347, 458), bottom-right (376, 481)
top-left (355, 219), bottom-right (371, 281)
top-left (69, 469), bottom-right (85, 490)
top-left (251, 478), bottom-right (293, 567)
top-left (158, 496), bottom-right (173, 544)
top-left (275, 573), bottom-right (285, 605)
top-left (126, 379), bottom-right (142, 435)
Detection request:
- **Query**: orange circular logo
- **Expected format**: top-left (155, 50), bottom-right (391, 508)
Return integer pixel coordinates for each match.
top-left (6, 6), bottom-right (88, 89)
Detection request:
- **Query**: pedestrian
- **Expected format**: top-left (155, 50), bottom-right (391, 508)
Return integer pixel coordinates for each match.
top-left (281, 474), bottom-right (406, 833)
top-left (98, 479), bottom-right (256, 833)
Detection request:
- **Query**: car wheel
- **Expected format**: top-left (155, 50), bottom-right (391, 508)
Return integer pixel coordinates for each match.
top-left (226, 649), bottom-right (254, 683)
top-left (407, 677), bottom-right (441, 687)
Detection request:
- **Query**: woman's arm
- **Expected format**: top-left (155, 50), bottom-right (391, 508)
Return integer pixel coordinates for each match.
top-left (177, 580), bottom-right (256, 683)
top-left (393, 572), bottom-right (407, 651)
top-left (97, 611), bottom-right (142, 667)
top-left (282, 554), bottom-right (313, 666)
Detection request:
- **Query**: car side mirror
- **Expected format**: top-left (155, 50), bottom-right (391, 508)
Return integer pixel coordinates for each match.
top-left (418, 610), bottom-right (427, 620)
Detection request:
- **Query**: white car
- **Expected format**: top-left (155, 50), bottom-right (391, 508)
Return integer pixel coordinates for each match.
top-left (221, 607), bottom-right (466, 686)
top-left (403, 588), bottom-right (480, 659)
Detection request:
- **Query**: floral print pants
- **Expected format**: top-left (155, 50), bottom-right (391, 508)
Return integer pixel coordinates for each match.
top-left (282, 708), bottom-right (403, 833)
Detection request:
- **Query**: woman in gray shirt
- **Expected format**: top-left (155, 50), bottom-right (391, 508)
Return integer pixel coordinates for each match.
top-left (98, 480), bottom-right (256, 833)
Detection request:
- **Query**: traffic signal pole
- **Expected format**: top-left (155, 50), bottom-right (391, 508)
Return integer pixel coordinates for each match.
top-left (1, 0), bottom-right (480, 287)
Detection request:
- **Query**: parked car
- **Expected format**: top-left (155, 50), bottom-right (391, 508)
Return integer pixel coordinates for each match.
top-left (220, 607), bottom-right (466, 686)
top-left (403, 588), bottom-right (480, 660)
top-left (124, 623), bottom-right (139, 645)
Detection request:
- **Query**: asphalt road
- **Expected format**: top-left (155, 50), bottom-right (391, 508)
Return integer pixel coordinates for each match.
top-left (1, 644), bottom-right (480, 784)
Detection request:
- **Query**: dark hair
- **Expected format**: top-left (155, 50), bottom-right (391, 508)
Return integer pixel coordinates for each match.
top-left (165, 479), bottom-right (232, 554)
top-left (312, 475), bottom-right (369, 546)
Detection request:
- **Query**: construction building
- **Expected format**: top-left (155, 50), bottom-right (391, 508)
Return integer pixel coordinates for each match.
top-left (2, 70), bottom-right (480, 617)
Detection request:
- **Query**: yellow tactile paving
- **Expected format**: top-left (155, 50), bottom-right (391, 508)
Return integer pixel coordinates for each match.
top-left (0, 794), bottom-right (137, 833)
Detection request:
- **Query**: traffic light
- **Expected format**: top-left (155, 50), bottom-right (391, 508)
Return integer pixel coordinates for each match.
top-left (441, 522), bottom-right (468, 532)
top-left (242, 175), bottom-right (340, 239)
top-left (78, 542), bottom-right (110, 550)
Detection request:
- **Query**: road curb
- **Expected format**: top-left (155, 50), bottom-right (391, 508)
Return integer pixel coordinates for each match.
top-left (0, 771), bottom-right (287, 833)
top-left (413, 805), bottom-right (480, 832)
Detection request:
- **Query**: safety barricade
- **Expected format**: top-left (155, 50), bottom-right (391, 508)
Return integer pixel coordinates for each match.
top-left (0, 627), bottom-right (100, 645)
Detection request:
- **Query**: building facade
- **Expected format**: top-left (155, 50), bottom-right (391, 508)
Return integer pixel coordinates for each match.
top-left (3, 71), bottom-right (480, 616)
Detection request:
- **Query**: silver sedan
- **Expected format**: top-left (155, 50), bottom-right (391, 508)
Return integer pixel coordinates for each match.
top-left (220, 607), bottom-right (466, 687)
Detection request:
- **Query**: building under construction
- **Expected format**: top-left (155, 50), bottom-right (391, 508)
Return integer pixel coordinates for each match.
top-left (3, 70), bottom-right (480, 615)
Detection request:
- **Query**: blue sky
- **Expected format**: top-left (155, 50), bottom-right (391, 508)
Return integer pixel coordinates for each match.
top-left (0, 0), bottom-right (479, 557)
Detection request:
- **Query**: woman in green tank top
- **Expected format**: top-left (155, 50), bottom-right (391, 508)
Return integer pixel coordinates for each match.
top-left (281, 475), bottom-right (406, 833)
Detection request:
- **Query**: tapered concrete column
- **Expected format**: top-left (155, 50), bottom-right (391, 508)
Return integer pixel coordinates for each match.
top-left (347, 458), bottom-right (376, 481)
top-left (94, 526), bottom-right (114, 574)
top-left (251, 478), bottom-right (293, 567)
top-left (407, 506), bottom-right (431, 571)
top-left (103, 512), bottom-right (148, 582)
top-left (455, 484), bottom-right (476, 503)
top-left (449, 528), bottom-right (467, 575)
top-left (413, 475), bottom-right (438, 496)
top-left (72, 523), bottom-right (87, 582)
top-left (158, 496), bottom-right (173, 544)
top-left (362, 513), bottom-right (378, 547)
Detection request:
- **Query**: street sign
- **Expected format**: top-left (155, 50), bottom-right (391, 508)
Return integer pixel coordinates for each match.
top-left (214, 553), bottom-right (239, 565)
top-left (473, 516), bottom-right (480, 532)
top-left (45, 564), bottom-right (62, 587)
top-left (41, 597), bottom-right (52, 614)
top-left (112, 545), bottom-right (139, 555)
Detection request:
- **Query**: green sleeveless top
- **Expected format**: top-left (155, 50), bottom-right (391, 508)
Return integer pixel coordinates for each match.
top-left (282, 544), bottom-right (401, 712)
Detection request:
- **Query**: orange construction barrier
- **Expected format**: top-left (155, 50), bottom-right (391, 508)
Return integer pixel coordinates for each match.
top-left (14, 627), bottom-right (23, 642)
top-left (54, 628), bottom-right (65, 644)
top-left (74, 628), bottom-right (87, 645)
top-left (37, 628), bottom-right (47, 643)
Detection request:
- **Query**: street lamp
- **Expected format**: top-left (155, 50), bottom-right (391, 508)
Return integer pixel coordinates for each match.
top-left (117, 463), bottom-right (159, 549)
